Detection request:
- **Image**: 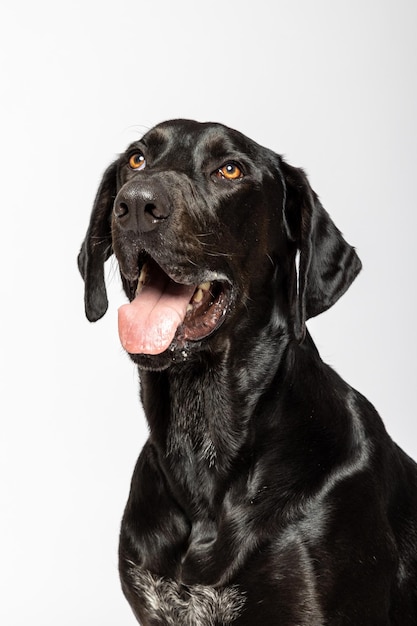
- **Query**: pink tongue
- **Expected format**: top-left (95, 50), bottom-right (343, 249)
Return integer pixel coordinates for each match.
top-left (118, 274), bottom-right (195, 355)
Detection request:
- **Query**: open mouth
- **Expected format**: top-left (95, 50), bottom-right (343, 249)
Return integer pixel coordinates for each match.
top-left (118, 257), bottom-right (230, 355)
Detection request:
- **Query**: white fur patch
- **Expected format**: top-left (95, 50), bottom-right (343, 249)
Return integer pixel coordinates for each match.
top-left (126, 563), bottom-right (245, 625)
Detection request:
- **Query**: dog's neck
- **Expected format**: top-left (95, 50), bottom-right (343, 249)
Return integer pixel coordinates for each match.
top-left (138, 330), bottom-right (292, 511)
top-left (140, 353), bottom-right (252, 469)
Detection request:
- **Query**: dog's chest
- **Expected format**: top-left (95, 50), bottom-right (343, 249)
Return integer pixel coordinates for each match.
top-left (126, 565), bottom-right (246, 626)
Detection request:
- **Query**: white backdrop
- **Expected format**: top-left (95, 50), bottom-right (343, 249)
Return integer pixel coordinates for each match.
top-left (1, 1), bottom-right (416, 624)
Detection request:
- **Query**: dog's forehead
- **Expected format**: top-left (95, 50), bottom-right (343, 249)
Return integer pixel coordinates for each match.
top-left (140, 119), bottom-right (264, 164)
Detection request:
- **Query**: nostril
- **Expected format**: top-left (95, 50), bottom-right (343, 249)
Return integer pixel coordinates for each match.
top-left (145, 203), bottom-right (168, 220)
top-left (115, 202), bottom-right (129, 218)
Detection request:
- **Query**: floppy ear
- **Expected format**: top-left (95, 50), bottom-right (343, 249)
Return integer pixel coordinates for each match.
top-left (280, 160), bottom-right (362, 340)
top-left (77, 160), bottom-right (118, 322)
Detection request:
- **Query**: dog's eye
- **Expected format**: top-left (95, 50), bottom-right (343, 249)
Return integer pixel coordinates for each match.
top-left (129, 152), bottom-right (146, 170)
top-left (216, 163), bottom-right (243, 180)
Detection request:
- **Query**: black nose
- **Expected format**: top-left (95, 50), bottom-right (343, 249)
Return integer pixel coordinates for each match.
top-left (114, 181), bottom-right (171, 233)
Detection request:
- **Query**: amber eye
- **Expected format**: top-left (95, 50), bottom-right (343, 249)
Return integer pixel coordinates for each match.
top-left (128, 151), bottom-right (146, 170)
top-left (216, 163), bottom-right (243, 180)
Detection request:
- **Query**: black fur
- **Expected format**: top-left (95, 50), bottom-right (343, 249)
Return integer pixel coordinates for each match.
top-left (79, 119), bottom-right (417, 625)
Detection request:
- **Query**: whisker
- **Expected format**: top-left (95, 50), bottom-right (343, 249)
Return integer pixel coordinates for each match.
top-left (196, 232), bottom-right (215, 239)
top-left (266, 254), bottom-right (275, 268)
top-left (106, 256), bottom-right (121, 283)
top-left (203, 251), bottom-right (234, 259)
top-left (183, 255), bottom-right (199, 268)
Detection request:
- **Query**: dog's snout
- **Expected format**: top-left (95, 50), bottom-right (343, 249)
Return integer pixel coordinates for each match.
top-left (114, 183), bottom-right (171, 233)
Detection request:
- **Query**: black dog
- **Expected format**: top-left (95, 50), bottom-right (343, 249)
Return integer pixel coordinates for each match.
top-left (78, 119), bottom-right (417, 625)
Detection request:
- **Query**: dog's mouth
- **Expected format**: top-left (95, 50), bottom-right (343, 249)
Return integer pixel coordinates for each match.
top-left (118, 257), bottom-right (231, 355)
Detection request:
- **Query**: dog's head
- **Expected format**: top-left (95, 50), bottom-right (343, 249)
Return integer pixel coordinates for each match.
top-left (78, 119), bottom-right (361, 369)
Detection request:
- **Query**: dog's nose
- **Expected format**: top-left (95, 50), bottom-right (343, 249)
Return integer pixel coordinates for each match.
top-left (114, 183), bottom-right (171, 233)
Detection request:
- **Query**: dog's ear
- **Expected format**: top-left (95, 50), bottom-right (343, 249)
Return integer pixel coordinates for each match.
top-left (78, 160), bottom-right (118, 322)
top-left (280, 160), bottom-right (362, 340)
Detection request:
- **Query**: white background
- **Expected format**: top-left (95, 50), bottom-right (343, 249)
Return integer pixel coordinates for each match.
top-left (1, 1), bottom-right (416, 624)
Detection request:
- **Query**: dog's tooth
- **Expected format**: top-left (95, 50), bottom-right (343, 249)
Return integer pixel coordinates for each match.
top-left (186, 304), bottom-right (193, 313)
top-left (136, 266), bottom-right (147, 295)
top-left (193, 288), bottom-right (204, 303)
top-left (198, 281), bottom-right (211, 292)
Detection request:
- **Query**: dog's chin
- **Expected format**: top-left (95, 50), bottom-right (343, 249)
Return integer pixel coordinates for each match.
top-left (127, 345), bottom-right (196, 371)
top-left (127, 332), bottom-right (224, 371)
